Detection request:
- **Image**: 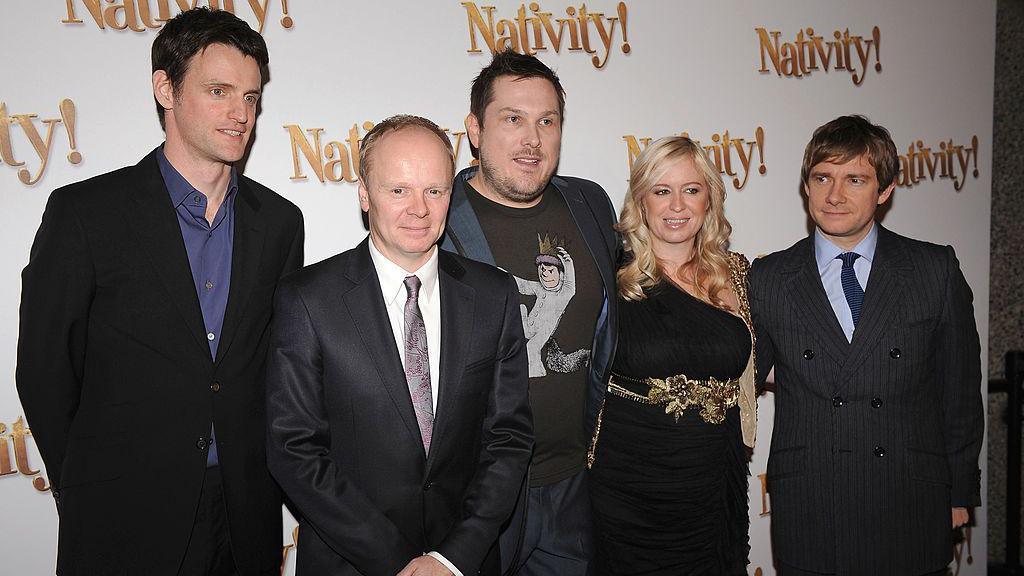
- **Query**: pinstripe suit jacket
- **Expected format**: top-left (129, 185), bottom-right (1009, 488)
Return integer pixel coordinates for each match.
top-left (748, 225), bottom-right (982, 575)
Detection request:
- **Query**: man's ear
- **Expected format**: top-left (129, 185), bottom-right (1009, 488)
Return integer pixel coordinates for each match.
top-left (153, 70), bottom-right (174, 112)
top-left (877, 182), bottom-right (896, 206)
top-left (465, 113), bottom-right (481, 148)
top-left (358, 180), bottom-right (370, 212)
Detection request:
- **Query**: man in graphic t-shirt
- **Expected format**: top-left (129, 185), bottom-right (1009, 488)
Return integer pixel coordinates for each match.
top-left (441, 49), bottom-right (619, 576)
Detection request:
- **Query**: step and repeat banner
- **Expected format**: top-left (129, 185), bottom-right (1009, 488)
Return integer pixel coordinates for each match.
top-left (0, 1), bottom-right (993, 574)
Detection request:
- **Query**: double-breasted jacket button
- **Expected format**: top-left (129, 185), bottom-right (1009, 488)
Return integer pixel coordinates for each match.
top-left (874, 446), bottom-right (886, 458)
top-left (803, 349), bottom-right (815, 360)
top-left (211, 381), bottom-right (221, 393)
top-left (196, 437), bottom-right (208, 450)
top-left (889, 347), bottom-right (902, 359)
top-left (832, 396), bottom-right (844, 407)
top-left (871, 397), bottom-right (883, 408)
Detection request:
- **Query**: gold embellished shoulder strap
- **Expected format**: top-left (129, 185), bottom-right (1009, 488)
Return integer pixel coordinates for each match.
top-left (727, 251), bottom-right (752, 333)
top-left (727, 251), bottom-right (758, 449)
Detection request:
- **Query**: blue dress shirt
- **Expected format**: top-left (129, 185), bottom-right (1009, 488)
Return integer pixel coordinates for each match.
top-left (814, 223), bottom-right (877, 342)
top-left (157, 147), bottom-right (236, 466)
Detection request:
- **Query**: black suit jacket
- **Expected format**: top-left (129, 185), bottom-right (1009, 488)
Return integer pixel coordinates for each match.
top-left (749, 225), bottom-right (983, 575)
top-left (265, 239), bottom-right (533, 576)
top-left (16, 149), bottom-right (304, 576)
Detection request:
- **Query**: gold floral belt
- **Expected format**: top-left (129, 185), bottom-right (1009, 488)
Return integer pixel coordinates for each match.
top-left (608, 371), bottom-right (740, 425)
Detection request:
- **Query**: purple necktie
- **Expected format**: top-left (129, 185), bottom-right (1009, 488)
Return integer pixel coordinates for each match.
top-left (403, 275), bottom-right (433, 453)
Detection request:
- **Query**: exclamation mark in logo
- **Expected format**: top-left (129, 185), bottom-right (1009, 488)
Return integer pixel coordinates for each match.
top-left (60, 98), bottom-right (82, 164)
top-left (280, 0), bottom-right (293, 28)
top-left (872, 26), bottom-right (882, 72)
top-left (971, 135), bottom-right (979, 177)
top-left (618, 2), bottom-right (630, 54)
top-left (755, 126), bottom-right (766, 175)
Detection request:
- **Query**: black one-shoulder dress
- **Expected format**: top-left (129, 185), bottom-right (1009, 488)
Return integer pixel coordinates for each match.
top-left (590, 281), bottom-right (751, 575)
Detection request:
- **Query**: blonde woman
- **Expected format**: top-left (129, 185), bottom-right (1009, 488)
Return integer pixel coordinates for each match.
top-left (589, 137), bottom-right (756, 575)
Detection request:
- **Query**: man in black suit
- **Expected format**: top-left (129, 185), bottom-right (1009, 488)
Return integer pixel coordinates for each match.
top-left (16, 9), bottom-right (303, 576)
top-left (749, 115), bottom-right (983, 575)
top-left (266, 115), bottom-right (533, 576)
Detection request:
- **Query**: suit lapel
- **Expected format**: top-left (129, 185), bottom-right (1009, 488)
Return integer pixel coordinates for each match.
top-left (555, 178), bottom-right (616, 300)
top-left (215, 180), bottom-right (265, 365)
top-left (341, 240), bottom-right (424, 451)
top-left (837, 226), bottom-right (911, 388)
top-left (125, 151), bottom-right (210, 359)
top-left (784, 237), bottom-right (849, 365)
top-left (445, 171), bottom-right (496, 266)
top-left (427, 253), bottom-right (475, 474)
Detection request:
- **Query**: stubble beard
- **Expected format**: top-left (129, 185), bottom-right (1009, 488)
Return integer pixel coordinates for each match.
top-left (478, 153), bottom-right (554, 205)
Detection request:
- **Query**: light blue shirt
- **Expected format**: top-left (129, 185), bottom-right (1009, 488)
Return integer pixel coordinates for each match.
top-left (814, 223), bottom-right (877, 342)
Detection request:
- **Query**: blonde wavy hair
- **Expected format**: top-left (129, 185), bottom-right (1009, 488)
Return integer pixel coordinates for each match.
top-left (617, 136), bottom-right (734, 308)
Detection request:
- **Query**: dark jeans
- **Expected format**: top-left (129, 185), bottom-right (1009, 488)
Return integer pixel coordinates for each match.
top-left (178, 466), bottom-right (238, 576)
top-left (503, 469), bottom-right (593, 576)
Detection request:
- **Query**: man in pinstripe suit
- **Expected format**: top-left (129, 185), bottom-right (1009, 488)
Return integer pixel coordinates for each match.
top-left (749, 115), bottom-right (983, 575)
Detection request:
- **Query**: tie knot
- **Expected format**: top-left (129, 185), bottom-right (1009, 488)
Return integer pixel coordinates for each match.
top-left (404, 275), bottom-right (422, 299)
top-left (837, 252), bottom-right (860, 270)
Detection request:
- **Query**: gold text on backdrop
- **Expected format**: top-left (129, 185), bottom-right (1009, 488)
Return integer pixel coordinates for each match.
top-left (61, 0), bottom-right (294, 34)
top-left (463, 2), bottom-right (630, 69)
top-left (622, 128), bottom-right (766, 191)
top-left (280, 525), bottom-right (299, 575)
top-left (0, 416), bottom-right (49, 492)
top-left (757, 473), bottom-right (769, 516)
top-left (285, 122), bottom-right (473, 184)
top-left (756, 27), bottom-right (881, 86)
top-left (0, 99), bottom-right (81, 186)
top-left (897, 136), bottom-right (979, 192)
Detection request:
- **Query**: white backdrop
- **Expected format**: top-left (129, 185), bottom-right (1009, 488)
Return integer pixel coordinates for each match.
top-left (0, 1), bottom-right (993, 574)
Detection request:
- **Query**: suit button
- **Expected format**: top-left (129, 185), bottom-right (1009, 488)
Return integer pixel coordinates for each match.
top-left (52, 489), bottom-right (61, 501)
top-left (211, 382), bottom-right (221, 392)
top-left (832, 396), bottom-right (844, 407)
top-left (874, 446), bottom-right (886, 457)
top-left (871, 397), bottom-right (883, 408)
top-left (803, 349), bottom-right (815, 360)
top-left (423, 482), bottom-right (433, 491)
top-left (889, 347), bottom-right (901, 359)
top-left (196, 437), bottom-right (207, 450)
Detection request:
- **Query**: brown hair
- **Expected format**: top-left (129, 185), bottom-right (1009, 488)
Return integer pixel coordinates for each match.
top-left (801, 115), bottom-right (899, 192)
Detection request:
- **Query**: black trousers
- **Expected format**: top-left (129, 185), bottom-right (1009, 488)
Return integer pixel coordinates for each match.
top-left (178, 466), bottom-right (238, 576)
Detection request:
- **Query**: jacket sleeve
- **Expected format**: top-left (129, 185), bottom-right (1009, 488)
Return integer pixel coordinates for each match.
top-left (281, 211), bottom-right (304, 277)
top-left (16, 189), bottom-right (95, 494)
top-left (265, 279), bottom-right (420, 576)
top-left (748, 257), bottom-right (776, 390)
top-left (436, 274), bottom-right (533, 572)
top-left (936, 246), bottom-right (983, 507)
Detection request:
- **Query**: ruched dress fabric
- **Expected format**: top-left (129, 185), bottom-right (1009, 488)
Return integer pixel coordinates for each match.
top-left (591, 282), bottom-right (751, 575)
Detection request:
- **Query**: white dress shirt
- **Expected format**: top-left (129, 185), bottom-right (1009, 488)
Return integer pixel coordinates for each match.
top-left (814, 222), bottom-right (877, 342)
top-left (366, 237), bottom-right (461, 576)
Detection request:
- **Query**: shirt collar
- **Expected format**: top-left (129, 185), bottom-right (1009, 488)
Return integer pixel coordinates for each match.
top-left (814, 221), bottom-right (878, 274)
top-left (367, 235), bottom-right (439, 307)
top-left (157, 145), bottom-right (238, 207)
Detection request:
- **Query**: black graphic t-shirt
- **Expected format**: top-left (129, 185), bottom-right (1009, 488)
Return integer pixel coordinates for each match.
top-left (465, 183), bottom-right (602, 486)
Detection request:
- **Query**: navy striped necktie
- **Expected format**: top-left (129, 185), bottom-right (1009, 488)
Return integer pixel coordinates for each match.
top-left (837, 252), bottom-right (864, 326)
